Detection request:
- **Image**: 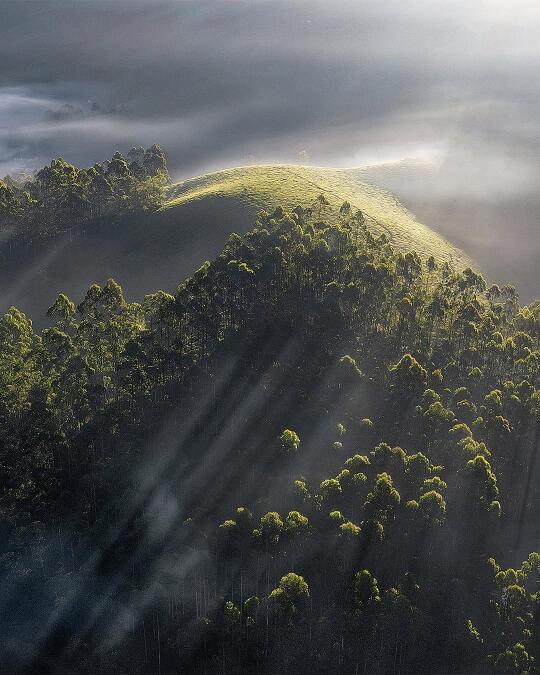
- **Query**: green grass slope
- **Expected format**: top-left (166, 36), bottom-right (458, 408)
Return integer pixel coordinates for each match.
top-left (164, 164), bottom-right (472, 269)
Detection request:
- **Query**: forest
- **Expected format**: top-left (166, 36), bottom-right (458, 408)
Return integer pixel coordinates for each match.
top-left (0, 145), bottom-right (168, 247)
top-left (0, 148), bottom-right (539, 674)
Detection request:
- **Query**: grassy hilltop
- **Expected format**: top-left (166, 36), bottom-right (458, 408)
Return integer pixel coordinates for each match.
top-left (164, 164), bottom-right (471, 269)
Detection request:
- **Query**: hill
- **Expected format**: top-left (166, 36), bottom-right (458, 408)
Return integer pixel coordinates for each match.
top-left (164, 164), bottom-right (471, 269)
top-left (0, 198), bottom-right (538, 674)
top-left (0, 163), bottom-right (471, 324)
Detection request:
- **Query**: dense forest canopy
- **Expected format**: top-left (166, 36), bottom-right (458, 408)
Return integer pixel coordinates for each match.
top-left (0, 148), bottom-right (539, 674)
top-left (0, 145), bottom-right (168, 247)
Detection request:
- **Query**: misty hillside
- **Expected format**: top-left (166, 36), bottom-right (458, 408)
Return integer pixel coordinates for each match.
top-left (3, 0), bottom-right (539, 672)
top-left (0, 145), bottom-right (539, 672)
top-left (0, 159), bottom-right (471, 324)
top-left (348, 157), bottom-right (540, 304)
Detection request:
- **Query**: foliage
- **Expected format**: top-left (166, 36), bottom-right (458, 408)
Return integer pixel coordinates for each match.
top-left (0, 180), bottom-right (538, 674)
top-left (0, 145), bottom-right (168, 246)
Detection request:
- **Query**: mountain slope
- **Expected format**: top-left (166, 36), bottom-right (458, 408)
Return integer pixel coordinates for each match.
top-left (2, 199), bottom-right (538, 674)
top-left (164, 164), bottom-right (472, 269)
top-left (0, 164), bottom-right (471, 324)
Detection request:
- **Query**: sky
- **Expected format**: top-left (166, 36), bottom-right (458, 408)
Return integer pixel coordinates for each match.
top-left (1, 0), bottom-right (539, 298)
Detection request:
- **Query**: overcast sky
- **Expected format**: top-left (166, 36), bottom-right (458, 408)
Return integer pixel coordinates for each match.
top-left (1, 0), bottom-right (539, 297)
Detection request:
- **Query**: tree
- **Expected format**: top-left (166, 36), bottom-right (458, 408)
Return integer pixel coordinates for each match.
top-left (279, 428), bottom-right (300, 454)
top-left (269, 572), bottom-right (309, 618)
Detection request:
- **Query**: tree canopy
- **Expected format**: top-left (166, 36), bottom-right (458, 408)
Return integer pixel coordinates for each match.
top-left (0, 169), bottom-right (538, 674)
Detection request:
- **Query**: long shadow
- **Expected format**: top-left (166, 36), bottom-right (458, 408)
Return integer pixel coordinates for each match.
top-left (0, 196), bottom-right (258, 326)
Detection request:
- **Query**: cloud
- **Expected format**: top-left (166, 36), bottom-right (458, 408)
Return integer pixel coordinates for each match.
top-left (1, 1), bottom-right (537, 176)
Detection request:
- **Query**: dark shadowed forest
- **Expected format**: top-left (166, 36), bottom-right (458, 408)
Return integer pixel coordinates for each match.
top-left (0, 149), bottom-right (539, 674)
